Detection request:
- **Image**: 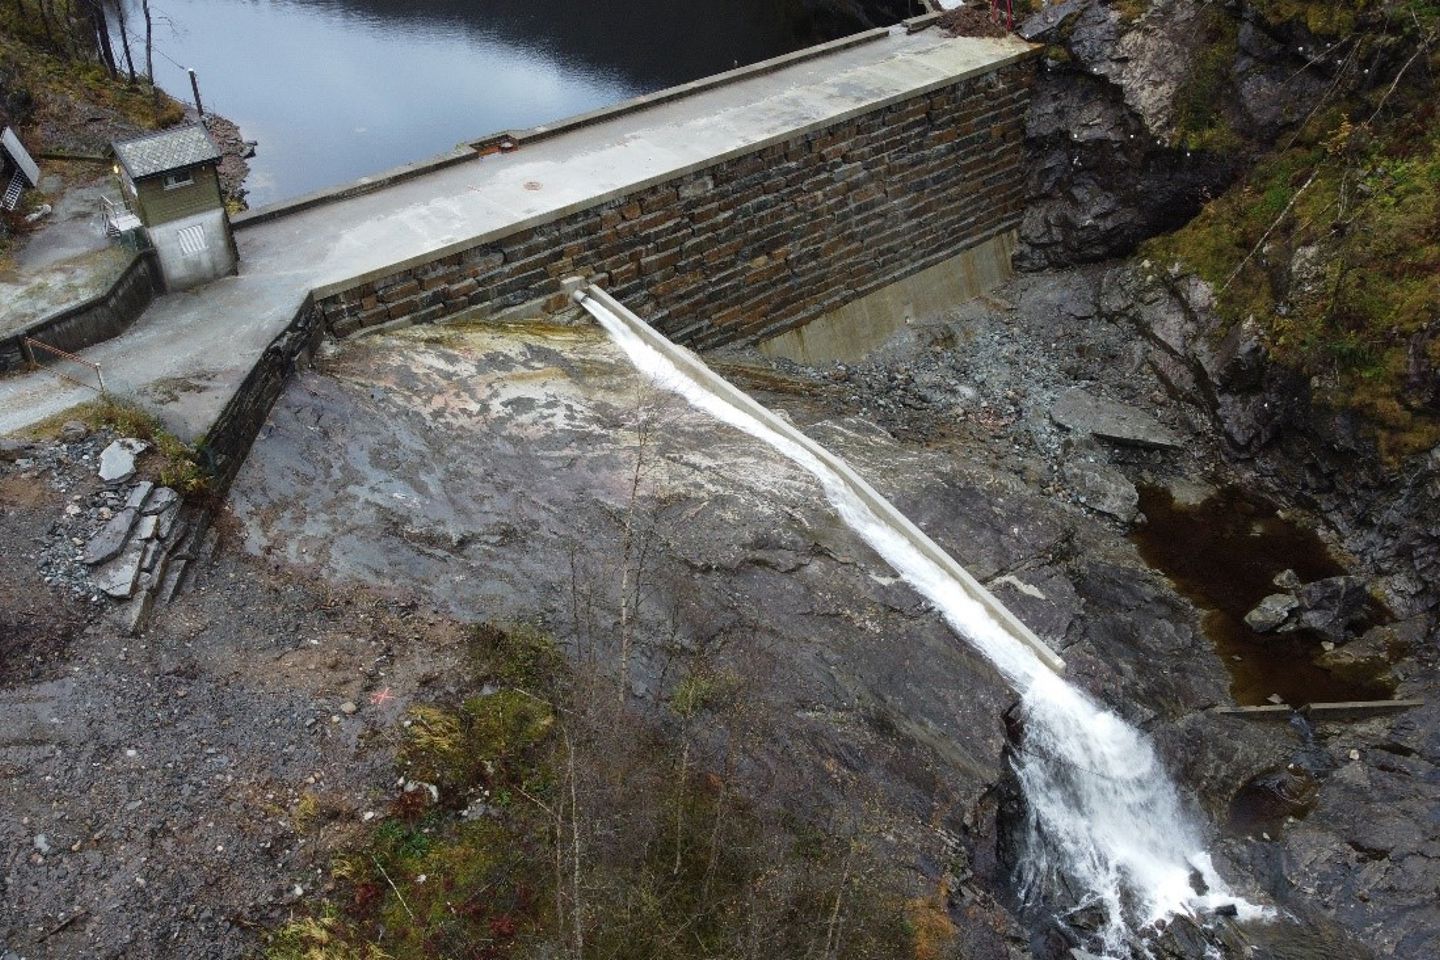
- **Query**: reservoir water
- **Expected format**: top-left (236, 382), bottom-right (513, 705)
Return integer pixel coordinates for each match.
top-left (117, 0), bottom-right (877, 206)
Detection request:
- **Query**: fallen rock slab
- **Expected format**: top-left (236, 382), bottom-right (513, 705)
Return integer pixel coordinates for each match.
top-left (154, 503), bottom-right (180, 540)
top-left (1244, 593), bottom-right (1298, 632)
top-left (92, 541), bottom-right (146, 598)
top-left (83, 508), bottom-right (138, 565)
top-left (98, 439), bottom-right (149, 483)
top-left (134, 514), bottom-right (159, 541)
top-left (1063, 458), bottom-right (1138, 522)
top-left (1050, 387), bottom-right (1184, 449)
top-left (143, 487), bottom-right (180, 515)
top-left (125, 480), bottom-right (155, 511)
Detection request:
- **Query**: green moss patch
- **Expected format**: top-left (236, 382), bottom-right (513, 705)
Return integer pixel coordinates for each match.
top-left (1147, 17), bottom-right (1440, 460)
top-left (267, 624), bottom-right (923, 960)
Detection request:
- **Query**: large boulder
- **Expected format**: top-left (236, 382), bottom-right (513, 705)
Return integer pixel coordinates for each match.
top-left (1285, 575), bottom-right (1371, 641)
top-left (1243, 592), bottom-right (1298, 633)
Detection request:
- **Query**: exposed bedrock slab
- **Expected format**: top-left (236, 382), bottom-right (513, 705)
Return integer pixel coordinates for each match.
top-left (224, 326), bottom-right (1269, 870)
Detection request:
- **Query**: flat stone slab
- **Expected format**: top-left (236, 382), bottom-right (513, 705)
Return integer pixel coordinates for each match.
top-left (1244, 592), bottom-right (1298, 632)
top-left (1213, 705), bottom-right (1294, 719)
top-left (1216, 700), bottom-right (1424, 720)
top-left (124, 480), bottom-right (155, 510)
top-left (1050, 388), bottom-right (1184, 449)
top-left (98, 438), bottom-right (149, 483)
top-left (98, 442), bottom-right (136, 483)
top-left (92, 541), bottom-right (146, 598)
top-left (1063, 458), bottom-right (1138, 522)
top-left (134, 513), bottom-right (158, 541)
top-left (1302, 700), bottom-right (1424, 720)
top-left (83, 507), bottom-right (138, 565)
top-left (143, 487), bottom-right (180, 515)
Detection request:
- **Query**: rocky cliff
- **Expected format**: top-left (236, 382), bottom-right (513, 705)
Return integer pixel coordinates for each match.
top-left (993, 3), bottom-right (1438, 955)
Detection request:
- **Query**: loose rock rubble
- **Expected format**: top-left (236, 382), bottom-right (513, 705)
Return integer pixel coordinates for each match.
top-left (13, 427), bottom-right (195, 634)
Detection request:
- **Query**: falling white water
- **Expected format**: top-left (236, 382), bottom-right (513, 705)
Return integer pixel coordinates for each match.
top-left (580, 294), bottom-right (1268, 955)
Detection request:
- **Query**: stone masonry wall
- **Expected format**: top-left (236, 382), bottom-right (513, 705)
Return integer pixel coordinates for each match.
top-left (317, 60), bottom-right (1034, 349)
top-left (203, 298), bottom-right (324, 486)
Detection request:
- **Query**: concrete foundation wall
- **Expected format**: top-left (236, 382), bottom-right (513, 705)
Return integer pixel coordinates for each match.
top-left (759, 229), bottom-right (1016, 365)
top-left (0, 251), bottom-right (162, 373)
top-left (317, 60), bottom-right (1034, 349)
top-left (151, 210), bottom-right (236, 292)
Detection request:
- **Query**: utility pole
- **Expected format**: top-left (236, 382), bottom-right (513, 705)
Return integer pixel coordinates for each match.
top-left (188, 68), bottom-right (205, 117)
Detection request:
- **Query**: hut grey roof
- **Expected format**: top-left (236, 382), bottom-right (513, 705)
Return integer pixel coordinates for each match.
top-left (113, 124), bottom-right (222, 180)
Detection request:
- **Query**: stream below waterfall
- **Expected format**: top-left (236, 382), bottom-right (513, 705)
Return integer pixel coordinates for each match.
top-left (577, 292), bottom-right (1270, 955)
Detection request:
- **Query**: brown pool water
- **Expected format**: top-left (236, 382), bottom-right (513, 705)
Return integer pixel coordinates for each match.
top-left (1131, 486), bottom-right (1391, 706)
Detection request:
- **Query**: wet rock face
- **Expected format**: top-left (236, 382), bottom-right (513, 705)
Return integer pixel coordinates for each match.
top-left (231, 321), bottom-right (1309, 958)
top-left (1228, 763), bottom-right (1321, 836)
top-left (1014, 0), bottom-right (1336, 270)
top-left (1015, 64), bottom-right (1229, 269)
top-left (1097, 261), bottom-right (1440, 621)
top-left (227, 325), bottom-right (1024, 874)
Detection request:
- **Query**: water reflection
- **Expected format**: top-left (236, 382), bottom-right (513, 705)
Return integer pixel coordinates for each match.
top-left (121, 0), bottom-right (847, 205)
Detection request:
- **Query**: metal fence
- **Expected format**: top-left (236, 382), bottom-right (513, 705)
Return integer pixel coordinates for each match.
top-left (22, 337), bottom-right (107, 394)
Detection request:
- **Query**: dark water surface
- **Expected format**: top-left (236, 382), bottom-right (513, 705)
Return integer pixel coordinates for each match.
top-left (120, 0), bottom-right (860, 206)
top-left (1131, 486), bottom-right (1390, 707)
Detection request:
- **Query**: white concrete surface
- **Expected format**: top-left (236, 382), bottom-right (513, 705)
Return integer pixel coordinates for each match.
top-left (0, 27), bottom-right (1031, 442)
top-left (150, 209), bottom-right (236, 291)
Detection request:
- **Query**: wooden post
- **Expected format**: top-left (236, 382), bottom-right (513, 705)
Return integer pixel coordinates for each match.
top-left (188, 68), bottom-right (205, 117)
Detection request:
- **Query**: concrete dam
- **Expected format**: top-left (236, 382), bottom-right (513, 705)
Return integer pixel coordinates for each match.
top-left (0, 19), bottom-right (1035, 482)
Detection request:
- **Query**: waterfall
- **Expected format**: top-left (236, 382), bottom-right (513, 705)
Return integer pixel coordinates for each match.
top-left (576, 290), bottom-right (1266, 955)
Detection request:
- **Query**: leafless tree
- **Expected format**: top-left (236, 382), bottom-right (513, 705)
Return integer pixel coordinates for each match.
top-left (141, 0), bottom-right (155, 98)
top-left (79, 0), bottom-right (119, 76)
top-left (108, 0), bottom-right (137, 81)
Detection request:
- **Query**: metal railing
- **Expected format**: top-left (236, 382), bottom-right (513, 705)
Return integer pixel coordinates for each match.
top-left (23, 337), bottom-right (107, 394)
top-left (99, 195), bottom-right (142, 238)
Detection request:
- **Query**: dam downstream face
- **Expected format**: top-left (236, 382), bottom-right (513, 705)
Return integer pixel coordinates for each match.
top-left (119, 0), bottom-right (865, 205)
top-left (227, 323), bottom-right (1277, 956)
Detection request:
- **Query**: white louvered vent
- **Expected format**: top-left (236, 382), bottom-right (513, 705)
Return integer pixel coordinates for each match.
top-left (177, 223), bottom-right (208, 256)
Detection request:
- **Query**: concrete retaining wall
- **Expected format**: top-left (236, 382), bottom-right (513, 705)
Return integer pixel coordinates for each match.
top-left (0, 250), bottom-right (162, 373)
top-left (316, 59), bottom-right (1034, 350)
top-left (150, 209), bottom-right (237, 292)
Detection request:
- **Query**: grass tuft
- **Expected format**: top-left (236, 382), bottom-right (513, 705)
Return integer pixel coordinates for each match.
top-left (27, 396), bottom-right (211, 495)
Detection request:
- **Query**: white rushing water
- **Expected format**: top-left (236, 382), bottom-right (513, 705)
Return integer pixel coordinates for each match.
top-left (579, 293), bottom-right (1267, 955)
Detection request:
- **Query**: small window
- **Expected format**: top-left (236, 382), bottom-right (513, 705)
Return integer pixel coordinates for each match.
top-left (162, 171), bottom-right (194, 190)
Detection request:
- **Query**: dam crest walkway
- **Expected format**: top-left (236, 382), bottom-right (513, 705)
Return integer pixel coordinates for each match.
top-left (0, 26), bottom-right (1029, 442)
